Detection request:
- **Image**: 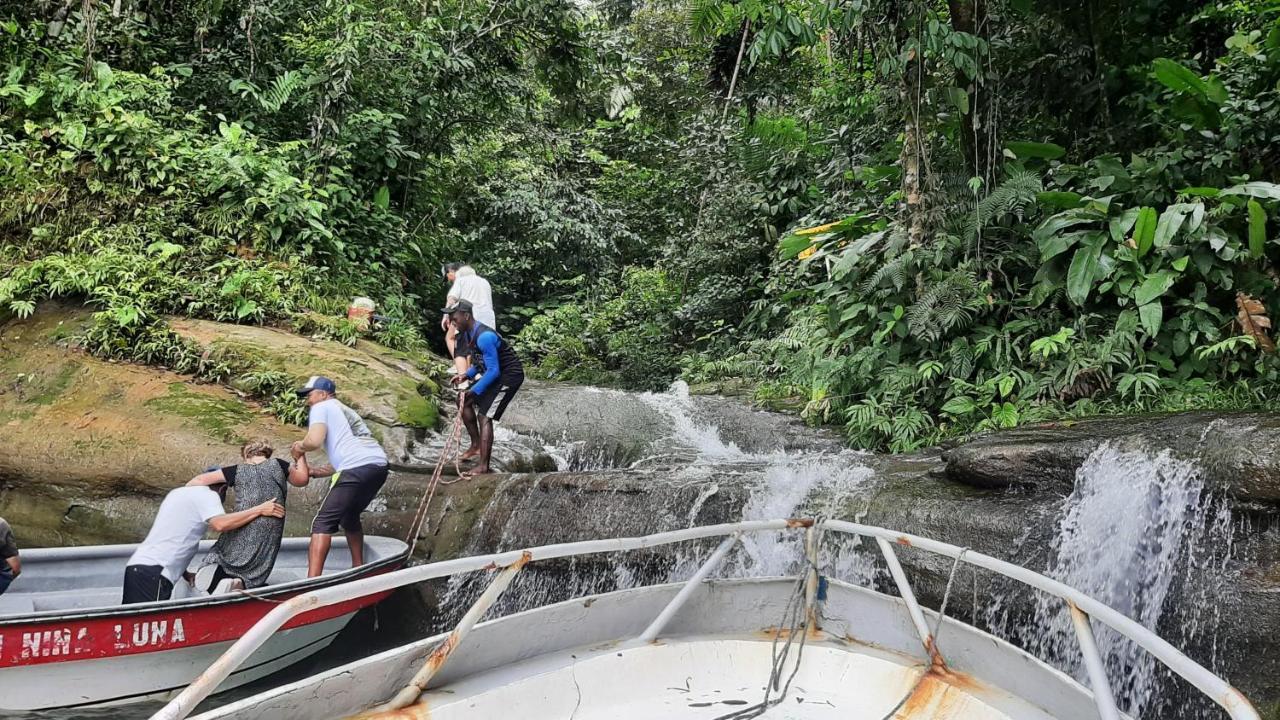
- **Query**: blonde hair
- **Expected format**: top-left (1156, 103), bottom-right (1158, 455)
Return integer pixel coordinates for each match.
top-left (241, 438), bottom-right (274, 460)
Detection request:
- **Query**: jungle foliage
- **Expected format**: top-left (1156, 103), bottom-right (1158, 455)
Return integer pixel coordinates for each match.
top-left (2, 1), bottom-right (1280, 447)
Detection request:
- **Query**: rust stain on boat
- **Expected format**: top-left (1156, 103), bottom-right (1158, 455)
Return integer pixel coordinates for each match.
top-left (889, 652), bottom-right (985, 719)
top-left (759, 624), bottom-right (823, 641)
top-left (896, 535), bottom-right (913, 547)
top-left (785, 517), bottom-right (814, 528)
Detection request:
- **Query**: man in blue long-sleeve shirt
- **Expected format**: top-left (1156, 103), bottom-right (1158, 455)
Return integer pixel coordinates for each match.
top-left (444, 299), bottom-right (525, 475)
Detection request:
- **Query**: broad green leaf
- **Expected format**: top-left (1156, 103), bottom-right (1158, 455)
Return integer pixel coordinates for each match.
top-left (1248, 199), bottom-right (1267, 259)
top-left (1172, 255), bottom-right (1190, 272)
top-left (373, 185), bottom-right (390, 210)
top-left (1109, 207), bottom-right (1139, 243)
top-left (779, 233), bottom-right (812, 258)
top-left (945, 86), bottom-right (970, 115)
top-left (1033, 207), bottom-right (1102, 245)
top-left (1038, 191), bottom-right (1085, 209)
top-left (62, 121), bottom-right (86, 148)
top-left (1133, 206), bottom-right (1157, 256)
top-left (1154, 204), bottom-right (1194, 248)
top-left (1152, 58), bottom-right (1215, 101)
top-left (941, 396), bottom-right (977, 415)
top-left (1066, 240), bottom-right (1103, 305)
top-left (1139, 301), bottom-right (1163, 336)
top-left (1006, 141), bottom-right (1066, 160)
top-left (1038, 230), bottom-right (1089, 263)
top-left (1222, 182), bottom-right (1280, 201)
top-left (1179, 186), bottom-right (1221, 198)
top-left (1134, 271), bottom-right (1177, 306)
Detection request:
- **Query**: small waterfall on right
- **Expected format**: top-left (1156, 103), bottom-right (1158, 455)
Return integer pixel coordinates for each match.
top-left (1008, 442), bottom-right (1234, 718)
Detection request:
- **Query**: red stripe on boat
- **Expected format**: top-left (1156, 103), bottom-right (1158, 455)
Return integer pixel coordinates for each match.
top-left (1, 567), bottom-right (400, 667)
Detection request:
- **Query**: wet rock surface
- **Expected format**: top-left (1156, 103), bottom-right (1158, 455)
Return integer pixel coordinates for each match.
top-left (943, 412), bottom-right (1280, 501)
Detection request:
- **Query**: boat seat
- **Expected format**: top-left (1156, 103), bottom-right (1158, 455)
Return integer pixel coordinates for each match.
top-left (0, 595), bottom-right (36, 615)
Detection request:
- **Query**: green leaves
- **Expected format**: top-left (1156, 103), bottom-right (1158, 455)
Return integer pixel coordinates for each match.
top-left (373, 185), bottom-right (391, 210)
top-left (1005, 141), bottom-right (1066, 161)
top-left (1248, 200), bottom-right (1267, 259)
top-left (1139, 301), bottom-right (1163, 336)
top-left (1151, 57), bottom-right (1227, 127)
top-left (1066, 234), bottom-right (1105, 305)
top-left (1132, 207), bottom-right (1157, 256)
top-left (1134, 271), bottom-right (1176, 306)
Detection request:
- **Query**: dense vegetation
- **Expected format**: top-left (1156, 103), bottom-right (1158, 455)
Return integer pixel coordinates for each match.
top-left (2, 1), bottom-right (1280, 448)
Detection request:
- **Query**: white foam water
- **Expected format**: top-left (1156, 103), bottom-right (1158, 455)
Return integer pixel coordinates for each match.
top-left (1014, 443), bottom-right (1233, 718)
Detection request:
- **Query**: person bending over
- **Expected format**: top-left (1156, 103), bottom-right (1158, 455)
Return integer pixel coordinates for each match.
top-left (186, 439), bottom-right (310, 592)
top-left (439, 262), bottom-right (497, 377)
top-left (122, 482), bottom-right (284, 604)
top-left (444, 299), bottom-right (525, 475)
top-left (0, 518), bottom-right (20, 595)
top-left (291, 376), bottom-right (389, 578)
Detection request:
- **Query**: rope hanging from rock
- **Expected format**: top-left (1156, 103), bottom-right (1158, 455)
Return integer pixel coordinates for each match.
top-left (403, 392), bottom-right (470, 556)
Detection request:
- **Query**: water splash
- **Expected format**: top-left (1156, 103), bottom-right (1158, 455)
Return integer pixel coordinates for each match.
top-left (1009, 443), bottom-right (1233, 718)
top-left (639, 380), bottom-right (747, 460)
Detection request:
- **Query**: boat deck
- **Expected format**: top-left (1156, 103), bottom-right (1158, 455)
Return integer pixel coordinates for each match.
top-left (418, 634), bottom-right (1055, 720)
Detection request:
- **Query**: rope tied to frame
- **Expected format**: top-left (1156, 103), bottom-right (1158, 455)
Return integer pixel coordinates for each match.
top-left (715, 539), bottom-right (826, 720)
top-left (875, 546), bottom-right (970, 720)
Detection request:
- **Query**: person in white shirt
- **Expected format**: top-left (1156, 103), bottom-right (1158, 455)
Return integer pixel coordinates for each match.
top-left (122, 482), bottom-right (284, 604)
top-left (290, 376), bottom-right (390, 577)
top-left (440, 263), bottom-right (497, 376)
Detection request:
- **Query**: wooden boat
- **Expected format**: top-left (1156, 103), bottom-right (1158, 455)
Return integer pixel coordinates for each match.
top-left (0, 535), bottom-right (407, 711)
top-left (153, 520), bottom-right (1260, 720)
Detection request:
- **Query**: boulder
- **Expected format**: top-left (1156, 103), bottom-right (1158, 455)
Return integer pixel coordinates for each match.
top-left (943, 412), bottom-right (1280, 501)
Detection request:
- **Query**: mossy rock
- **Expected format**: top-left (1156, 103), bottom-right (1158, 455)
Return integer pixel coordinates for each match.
top-left (169, 318), bottom-right (446, 438)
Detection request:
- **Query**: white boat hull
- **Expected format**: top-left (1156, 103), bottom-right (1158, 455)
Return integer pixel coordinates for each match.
top-left (196, 577), bottom-right (1111, 720)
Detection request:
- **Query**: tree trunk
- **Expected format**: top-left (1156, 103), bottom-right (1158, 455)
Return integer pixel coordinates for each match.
top-left (947, 0), bottom-right (995, 183)
top-left (899, 16), bottom-right (926, 248)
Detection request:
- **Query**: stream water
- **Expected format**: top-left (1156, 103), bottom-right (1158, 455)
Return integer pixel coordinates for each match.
top-left (434, 382), bottom-right (1240, 719)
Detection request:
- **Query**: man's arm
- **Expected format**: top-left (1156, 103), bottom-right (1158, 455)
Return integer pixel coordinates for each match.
top-left (295, 422), bottom-right (327, 453)
top-left (5, 555), bottom-right (19, 578)
top-left (468, 331), bottom-right (501, 395)
top-left (208, 500), bottom-right (285, 533)
top-left (186, 469), bottom-right (228, 487)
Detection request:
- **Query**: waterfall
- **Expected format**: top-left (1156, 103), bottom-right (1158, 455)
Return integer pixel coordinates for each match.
top-left (1012, 443), bottom-right (1233, 718)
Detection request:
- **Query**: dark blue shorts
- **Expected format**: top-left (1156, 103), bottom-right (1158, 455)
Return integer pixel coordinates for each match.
top-left (311, 463), bottom-right (389, 534)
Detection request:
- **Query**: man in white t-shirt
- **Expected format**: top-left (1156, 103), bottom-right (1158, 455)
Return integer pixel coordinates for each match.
top-left (122, 482), bottom-right (285, 604)
top-left (291, 376), bottom-right (390, 577)
top-left (440, 263), bottom-right (496, 375)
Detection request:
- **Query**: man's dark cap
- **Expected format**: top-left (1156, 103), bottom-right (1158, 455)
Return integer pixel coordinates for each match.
top-left (442, 299), bottom-right (474, 315)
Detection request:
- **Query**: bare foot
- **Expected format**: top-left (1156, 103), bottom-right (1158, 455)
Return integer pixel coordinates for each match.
top-left (459, 447), bottom-right (481, 461)
top-left (470, 465), bottom-right (492, 475)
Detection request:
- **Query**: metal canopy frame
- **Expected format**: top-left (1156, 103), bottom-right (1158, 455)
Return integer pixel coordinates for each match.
top-left (152, 518), bottom-right (1260, 720)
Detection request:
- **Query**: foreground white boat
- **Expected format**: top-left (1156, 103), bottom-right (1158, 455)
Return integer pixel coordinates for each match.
top-left (154, 519), bottom-right (1260, 720)
top-left (0, 535), bottom-right (407, 711)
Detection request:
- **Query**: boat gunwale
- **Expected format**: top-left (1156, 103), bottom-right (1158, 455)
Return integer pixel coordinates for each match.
top-left (0, 538), bottom-right (409, 626)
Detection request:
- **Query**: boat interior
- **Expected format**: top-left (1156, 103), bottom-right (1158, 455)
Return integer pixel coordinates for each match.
top-left (0, 536), bottom-right (406, 617)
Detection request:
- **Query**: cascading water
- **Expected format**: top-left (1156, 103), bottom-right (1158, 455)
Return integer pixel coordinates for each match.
top-left (1002, 442), bottom-right (1234, 718)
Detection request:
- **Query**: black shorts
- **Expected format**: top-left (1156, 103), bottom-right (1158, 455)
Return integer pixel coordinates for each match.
top-left (473, 375), bottom-right (523, 421)
top-left (122, 565), bottom-right (174, 604)
top-left (311, 463), bottom-right (389, 535)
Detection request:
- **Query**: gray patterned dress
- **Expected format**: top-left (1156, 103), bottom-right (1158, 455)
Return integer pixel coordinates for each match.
top-left (201, 459), bottom-right (288, 588)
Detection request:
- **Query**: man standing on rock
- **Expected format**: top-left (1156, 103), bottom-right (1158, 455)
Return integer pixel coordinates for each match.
top-left (444, 299), bottom-right (524, 475)
top-left (440, 262), bottom-right (497, 375)
top-left (291, 376), bottom-right (390, 577)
